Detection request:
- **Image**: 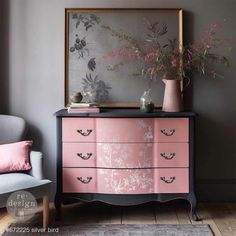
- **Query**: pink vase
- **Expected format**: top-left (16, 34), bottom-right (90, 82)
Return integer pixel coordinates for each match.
top-left (162, 79), bottom-right (183, 112)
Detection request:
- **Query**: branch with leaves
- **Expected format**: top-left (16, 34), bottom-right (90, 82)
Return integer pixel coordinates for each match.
top-left (103, 18), bottom-right (232, 82)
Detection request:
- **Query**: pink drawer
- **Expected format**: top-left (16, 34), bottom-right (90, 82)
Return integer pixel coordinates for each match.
top-left (98, 169), bottom-right (154, 194)
top-left (96, 118), bottom-right (154, 143)
top-left (63, 168), bottom-right (96, 193)
top-left (62, 118), bottom-right (95, 142)
top-left (154, 143), bottom-right (189, 167)
top-left (97, 143), bottom-right (153, 168)
top-left (154, 118), bottom-right (189, 142)
top-left (63, 168), bottom-right (189, 194)
top-left (63, 143), bottom-right (96, 167)
top-left (156, 168), bottom-right (189, 193)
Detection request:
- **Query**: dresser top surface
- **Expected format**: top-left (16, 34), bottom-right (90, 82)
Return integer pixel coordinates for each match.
top-left (55, 109), bottom-right (196, 118)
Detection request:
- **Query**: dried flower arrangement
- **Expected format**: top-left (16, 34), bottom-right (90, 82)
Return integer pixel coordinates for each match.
top-left (103, 18), bottom-right (232, 84)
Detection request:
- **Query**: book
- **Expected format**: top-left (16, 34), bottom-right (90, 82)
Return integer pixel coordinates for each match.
top-left (67, 107), bottom-right (100, 113)
top-left (70, 102), bottom-right (98, 108)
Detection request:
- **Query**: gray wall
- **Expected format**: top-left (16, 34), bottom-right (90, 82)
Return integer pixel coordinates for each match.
top-left (0, 0), bottom-right (235, 201)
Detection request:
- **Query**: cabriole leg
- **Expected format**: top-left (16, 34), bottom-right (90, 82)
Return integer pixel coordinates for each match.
top-left (187, 194), bottom-right (199, 221)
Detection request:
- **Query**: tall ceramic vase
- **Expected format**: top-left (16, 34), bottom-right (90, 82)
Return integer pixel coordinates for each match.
top-left (162, 79), bottom-right (183, 112)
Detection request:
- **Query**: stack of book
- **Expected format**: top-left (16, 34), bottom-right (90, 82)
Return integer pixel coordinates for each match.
top-left (67, 103), bottom-right (100, 113)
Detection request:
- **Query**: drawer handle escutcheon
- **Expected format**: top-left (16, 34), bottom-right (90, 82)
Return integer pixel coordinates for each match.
top-left (160, 129), bottom-right (175, 136)
top-left (77, 129), bottom-right (93, 136)
top-left (77, 176), bottom-right (93, 184)
top-left (160, 176), bottom-right (176, 184)
top-left (77, 153), bottom-right (93, 160)
top-left (160, 152), bottom-right (176, 160)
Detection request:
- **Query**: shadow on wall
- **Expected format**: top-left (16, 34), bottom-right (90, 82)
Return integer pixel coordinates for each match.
top-left (195, 112), bottom-right (236, 201)
top-left (197, 112), bottom-right (236, 178)
top-left (25, 123), bottom-right (43, 151)
top-left (0, 0), bottom-right (9, 114)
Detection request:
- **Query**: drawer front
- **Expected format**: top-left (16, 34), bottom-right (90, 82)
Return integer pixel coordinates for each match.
top-left (63, 168), bottom-right (96, 193)
top-left (63, 142), bottom-right (189, 168)
top-left (96, 118), bottom-right (154, 143)
top-left (154, 118), bottom-right (189, 142)
top-left (62, 118), bottom-right (95, 142)
top-left (63, 143), bottom-right (96, 167)
top-left (97, 143), bottom-right (153, 168)
top-left (156, 168), bottom-right (189, 193)
top-left (98, 169), bottom-right (154, 194)
top-left (154, 143), bottom-right (189, 167)
top-left (62, 117), bottom-right (188, 142)
top-left (63, 168), bottom-right (189, 194)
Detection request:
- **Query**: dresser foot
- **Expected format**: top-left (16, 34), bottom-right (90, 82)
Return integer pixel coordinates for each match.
top-left (187, 195), bottom-right (200, 221)
top-left (54, 194), bottom-right (62, 221)
top-left (191, 210), bottom-right (199, 221)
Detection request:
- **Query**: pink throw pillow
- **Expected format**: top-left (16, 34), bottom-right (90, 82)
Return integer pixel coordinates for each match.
top-left (0, 141), bottom-right (32, 173)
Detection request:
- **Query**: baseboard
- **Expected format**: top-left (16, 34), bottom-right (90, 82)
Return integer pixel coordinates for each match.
top-left (196, 179), bottom-right (236, 202)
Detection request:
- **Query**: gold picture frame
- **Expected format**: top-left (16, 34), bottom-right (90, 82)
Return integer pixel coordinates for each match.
top-left (65, 8), bottom-right (183, 108)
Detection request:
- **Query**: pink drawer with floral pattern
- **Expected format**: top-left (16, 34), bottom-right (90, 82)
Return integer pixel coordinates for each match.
top-left (63, 168), bottom-right (189, 194)
top-left (96, 118), bottom-right (154, 143)
top-left (62, 118), bottom-right (96, 142)
top-left (96, 143), bottom-right (154, 168)
top-left (97, 169), bottom-right (154, 194)
top-left (62, 143), bottom-right (96, 167)
top-left (63, 168), bottom-right (96, 193)
top-left (156, 168), bottom-right (189, 193)
top-left (63, 168), bottom-right (154, 194)
top-left (62, 142), bottom-right (188, 168)
top-left (97, 143), bottom-right (188, 168)
top-left (154, 118), bottom-right (189, 142)
top-left (154, 143), bottom-right (189, 167)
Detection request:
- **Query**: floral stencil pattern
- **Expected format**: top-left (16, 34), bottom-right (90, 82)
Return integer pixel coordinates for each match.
top-left (72, 13), bottom-right (100, 31)
top-left (98, 169), bottom-right (154, 194)
top-left (69, 13), bottom-right (112, 103)
top-left (97, 119), bottom-right (154, 142)
top-left (82, 74), bottom-right (111, 102)
top-left (70, 35), bottom-right (89, 59)
top-left (97, 143), bottom-right (153, 168)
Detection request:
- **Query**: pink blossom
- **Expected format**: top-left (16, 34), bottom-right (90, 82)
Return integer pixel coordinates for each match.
top-left (106, 48), bottom-right (139, 61)
top-left (127, 52), bottom-right (138, 60)
top-left (107, 48), bottom-right (127, 58)
top-left (144, 53), bottom-right (156, 62)
top-left (171, 58), bottom-right (178, 67)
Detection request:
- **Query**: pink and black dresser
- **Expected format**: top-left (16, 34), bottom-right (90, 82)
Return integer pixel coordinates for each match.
top-left (55, 109), bottom-right (198, 220)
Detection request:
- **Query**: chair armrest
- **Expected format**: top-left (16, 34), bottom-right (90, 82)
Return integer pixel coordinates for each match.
top-left (29, 151), bottom-right (44, 180)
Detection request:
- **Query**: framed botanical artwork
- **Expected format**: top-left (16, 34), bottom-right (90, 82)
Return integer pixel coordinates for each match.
top-left (65, 8), bottom-right (183, 107)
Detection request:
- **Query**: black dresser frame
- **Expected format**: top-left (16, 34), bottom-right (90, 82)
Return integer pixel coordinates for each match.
top-left (55, 109), bottom-right (198, 221)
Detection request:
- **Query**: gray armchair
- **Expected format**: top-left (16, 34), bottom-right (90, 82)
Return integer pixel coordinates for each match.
top-left (0, 115), bottom-right (51, 228)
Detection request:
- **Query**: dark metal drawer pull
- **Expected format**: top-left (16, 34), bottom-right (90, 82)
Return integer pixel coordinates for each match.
top-left (77, 129), bottom-right (92, 136)
top-left (160, 176), bottom-right (176, 184)
top-left (77, 153), bottom-right (93, 160)
top-left (77, 177), bottom-right (92, 184)
top-left (160, 129), bottom-right (175, 136)
top-left (160, 152), bottom-right (176, 160)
